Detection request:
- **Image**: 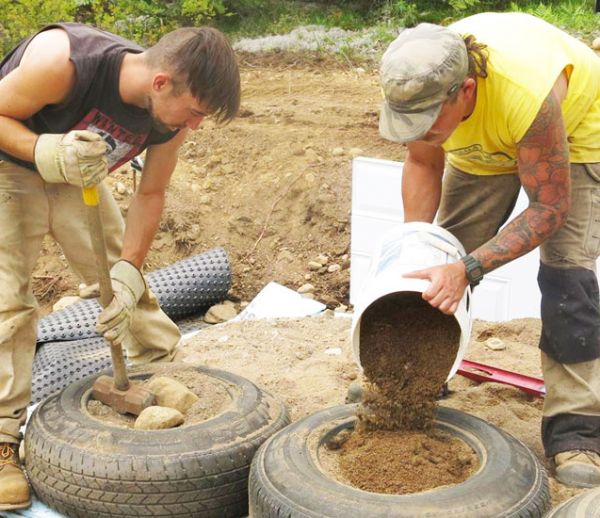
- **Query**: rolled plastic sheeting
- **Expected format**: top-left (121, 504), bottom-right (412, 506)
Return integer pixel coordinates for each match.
top-left (31, 318), bottom-right (213, 403)
top-left (32, 337), bottom-right (110, 404)
top-left (31, 247), bottom-right (230, 403)
top-left (37, 247), bottom-right (231, 344)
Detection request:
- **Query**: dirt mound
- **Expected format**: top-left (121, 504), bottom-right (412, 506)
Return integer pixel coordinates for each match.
top-left (333, 428), bottom-right (476, 494)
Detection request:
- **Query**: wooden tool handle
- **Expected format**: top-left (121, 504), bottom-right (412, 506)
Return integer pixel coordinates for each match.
top-left (82, 186), bottom-right (130, 391)
top-left (82, 187), bottom-right (113, 308)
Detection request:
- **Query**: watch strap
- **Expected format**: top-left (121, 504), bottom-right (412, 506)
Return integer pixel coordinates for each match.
top-left (461, 254), bottom-right (484, 287)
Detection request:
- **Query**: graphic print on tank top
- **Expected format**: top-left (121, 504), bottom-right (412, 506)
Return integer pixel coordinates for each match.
top-left (74, 108), bottom-right (148, 171)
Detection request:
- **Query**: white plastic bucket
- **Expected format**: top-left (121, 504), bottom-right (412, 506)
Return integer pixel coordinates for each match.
top-left (350, 222), bottom-right (472, 380)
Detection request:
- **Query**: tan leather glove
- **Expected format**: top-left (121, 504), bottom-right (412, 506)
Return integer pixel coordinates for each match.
top-left (95, 260), bottom-right (146, 346)
top-left (34, 130), bottom-right (109, 188)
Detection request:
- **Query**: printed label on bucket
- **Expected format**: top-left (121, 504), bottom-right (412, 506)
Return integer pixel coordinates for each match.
top-left (376, 230), bottom-right (454, 276)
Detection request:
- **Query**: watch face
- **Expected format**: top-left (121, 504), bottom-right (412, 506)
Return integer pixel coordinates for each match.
top-left (462, 255), bottom-right (483, 283)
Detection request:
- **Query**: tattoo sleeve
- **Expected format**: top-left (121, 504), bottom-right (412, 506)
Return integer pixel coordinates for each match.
top-left (472, 91), bottom-right (571, 272)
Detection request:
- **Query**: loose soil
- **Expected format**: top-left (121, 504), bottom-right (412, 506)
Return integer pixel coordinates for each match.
top-left (357, 292), bottom-right (460, 431)
top-left (328, 429), bottom-right (476, 494)
top-left (329, 292), bottom-right (470, 494)
top-left (32, 53), bottom-right (589, 511)
top-left (87, 364), bottom-right (232, 428)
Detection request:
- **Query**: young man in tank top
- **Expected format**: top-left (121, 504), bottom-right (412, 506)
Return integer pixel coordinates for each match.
top-left (379, 13), bottom-right (600, 488)
top-left (0, 24), bottom-right (240, 510)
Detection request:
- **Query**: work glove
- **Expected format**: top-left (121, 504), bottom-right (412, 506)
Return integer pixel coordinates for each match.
top-left (34, 130), bottom-right (109, 188)
top-left (96, 260), bottom-right (146, 346)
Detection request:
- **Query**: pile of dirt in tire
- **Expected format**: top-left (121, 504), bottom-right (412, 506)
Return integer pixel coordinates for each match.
top-left (87, 365), bottom-right (232, 429)
top-left (330, 292), bottom-right (478, 494)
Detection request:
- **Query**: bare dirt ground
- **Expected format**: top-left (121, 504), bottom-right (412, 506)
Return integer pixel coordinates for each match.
top-left (33, 54), bottom-right (588, 511)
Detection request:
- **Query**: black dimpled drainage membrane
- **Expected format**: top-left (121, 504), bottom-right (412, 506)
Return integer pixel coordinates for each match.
top-left (37, 247), bottom-right (231, 344)
top-left (32, 337), bottom-right (111, 404)
top-left (31, 247), bottom-right (230, 403)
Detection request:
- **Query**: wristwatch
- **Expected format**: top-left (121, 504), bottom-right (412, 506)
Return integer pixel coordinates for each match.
top-left (461, 254), bottom-right (484, 287)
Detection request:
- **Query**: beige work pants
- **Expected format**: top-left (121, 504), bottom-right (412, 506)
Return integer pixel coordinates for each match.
top-left (0, 161), bottom-right (180, 444)
top-left (438, 163), bottom-right (600, 456)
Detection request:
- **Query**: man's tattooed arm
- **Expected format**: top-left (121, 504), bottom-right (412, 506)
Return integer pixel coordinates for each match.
top-left (471, 87), bottom-right (571, 272)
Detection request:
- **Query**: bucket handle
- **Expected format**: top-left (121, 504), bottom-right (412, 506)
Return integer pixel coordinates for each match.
top-left (417, 232), bottom-right (462, 261)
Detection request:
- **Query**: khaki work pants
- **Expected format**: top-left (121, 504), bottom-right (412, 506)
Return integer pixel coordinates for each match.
top-left (438, 163), bottom-right (600, 456)
top-left (0, 161), bottom-right (181, 444)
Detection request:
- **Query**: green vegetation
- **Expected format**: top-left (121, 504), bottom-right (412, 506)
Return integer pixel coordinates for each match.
top-left (218, 1), bottom-right (600, 42)
top-left (0, 0), bottom-right (599, 54)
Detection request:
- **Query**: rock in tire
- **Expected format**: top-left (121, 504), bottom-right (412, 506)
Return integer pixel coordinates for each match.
top-left (249, 404), bottom-right (550, 517)
top-left (25, 365), bottom-right (289, 517)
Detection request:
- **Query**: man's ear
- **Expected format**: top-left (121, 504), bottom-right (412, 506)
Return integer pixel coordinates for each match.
top-left (151, 72), bottom-right (172, 92)
top-left (462, 77), bottom-right (477, 98)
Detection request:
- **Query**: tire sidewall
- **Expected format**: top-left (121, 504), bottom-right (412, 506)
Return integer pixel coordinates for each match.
top-left (250, 405), bottom-right (549, 518)
top-left (25, 364), bottom-right (289, 517)
top-left (545, 486), bottom-right (600, 517)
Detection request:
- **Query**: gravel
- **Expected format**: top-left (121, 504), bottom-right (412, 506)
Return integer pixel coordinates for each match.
top-left (233, 24), bottom-right (396, 56)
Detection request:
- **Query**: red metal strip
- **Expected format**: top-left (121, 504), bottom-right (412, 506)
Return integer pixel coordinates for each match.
top-left (457, 359), bottom-right (546, 398)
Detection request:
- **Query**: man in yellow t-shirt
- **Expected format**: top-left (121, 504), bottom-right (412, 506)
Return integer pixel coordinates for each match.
top-left (379, 12), bottom-right (600, 488)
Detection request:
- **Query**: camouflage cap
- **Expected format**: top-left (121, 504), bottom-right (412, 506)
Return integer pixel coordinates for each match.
top-left (379, 23), bottom-right (468, 143)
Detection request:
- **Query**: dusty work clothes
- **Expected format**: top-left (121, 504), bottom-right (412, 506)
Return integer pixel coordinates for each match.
top-left (438, 163), bottom-right (600, 457)
top-left (0, 161), bottom-right (180, 444)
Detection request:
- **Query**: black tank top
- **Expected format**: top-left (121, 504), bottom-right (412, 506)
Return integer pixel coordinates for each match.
top-left (0, 23), bottom-right (178, 172)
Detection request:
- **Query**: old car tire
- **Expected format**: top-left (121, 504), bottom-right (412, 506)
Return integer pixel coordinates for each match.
top-left (545, 486), bottom-right (600, 517)
top-left (249, 405), bottom-right (550, 517)
top-left (25, 365), bottom-right (289, 518)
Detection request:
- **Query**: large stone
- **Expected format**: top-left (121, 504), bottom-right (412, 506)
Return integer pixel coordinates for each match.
top-left (308, 261), bottom-right (322, 271)
top-left (485, 337), bottom-right (506, 351)
top-left (204, 302), bottom-right (238, 324)
top-left (52, 296), bottom-right (81, 312)
top-left (297, 283), bottom-right (315, 294)
top-left (147, 376), bottom-right (199, 413)
top-left (134, 406), bottom-right (184, 430)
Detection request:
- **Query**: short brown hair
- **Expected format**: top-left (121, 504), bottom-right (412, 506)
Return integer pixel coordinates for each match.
top-left (146, 27), bottom-right (241, 123)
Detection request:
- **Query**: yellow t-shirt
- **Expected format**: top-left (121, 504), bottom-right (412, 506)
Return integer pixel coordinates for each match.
top-left (442, 12), bottom-right (600, 175)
